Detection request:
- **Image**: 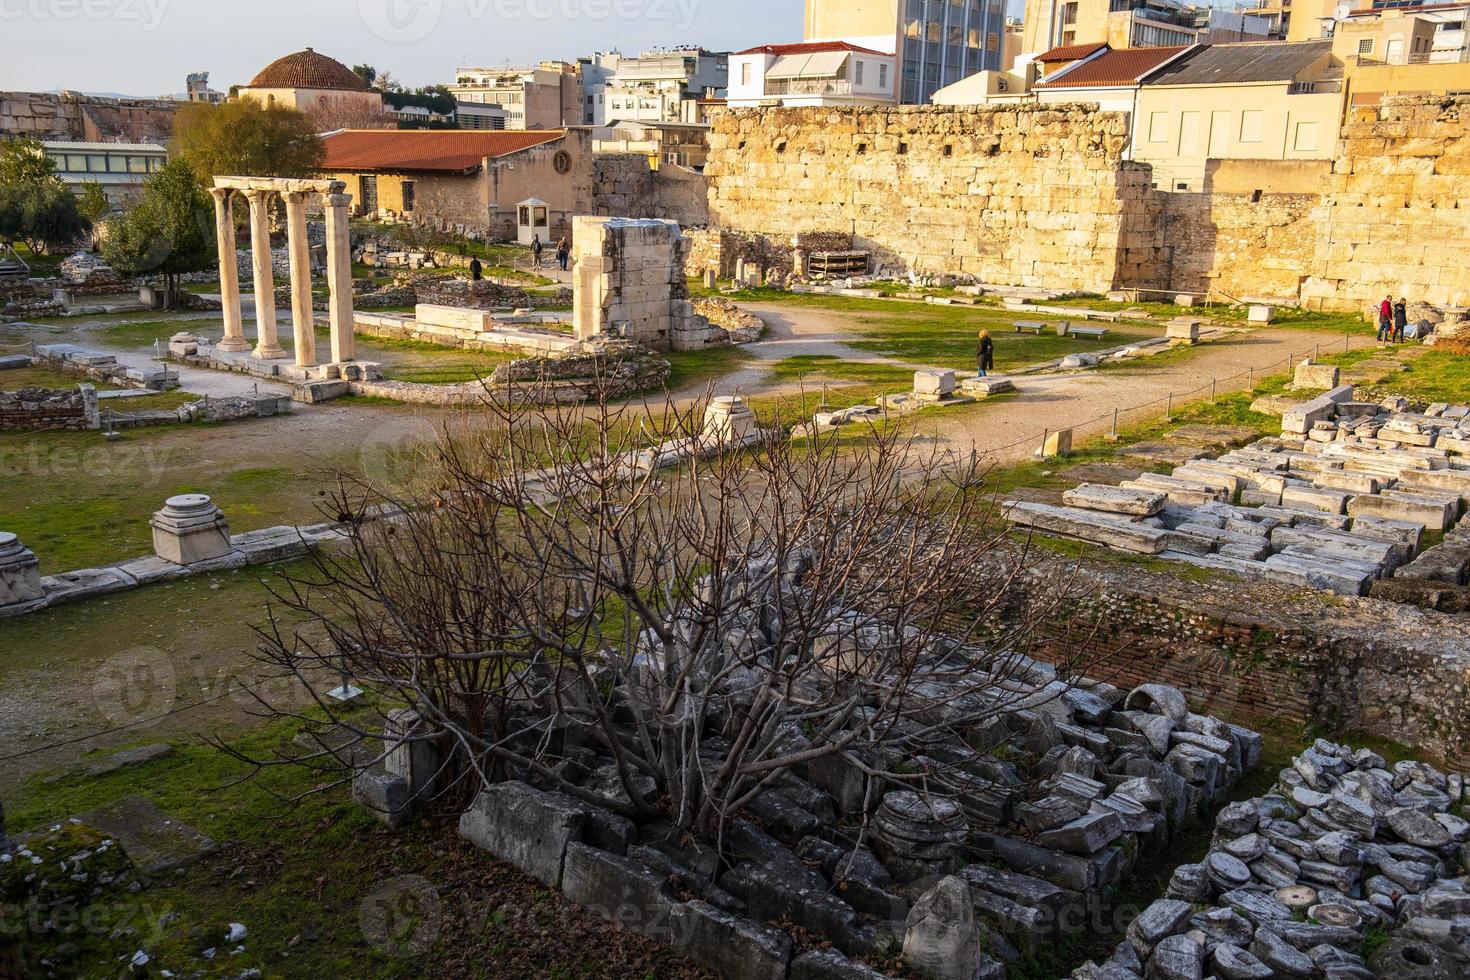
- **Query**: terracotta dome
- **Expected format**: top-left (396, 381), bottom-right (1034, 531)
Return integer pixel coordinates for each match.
top-left (248, 48), bottom-right (367, 91)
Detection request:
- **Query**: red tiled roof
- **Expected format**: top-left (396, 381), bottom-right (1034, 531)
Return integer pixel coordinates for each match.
top-left (1035, 42), bottom-right (1109, 64)
top-left (1037, 45), bottom-right (1190, 88)
top-left (250, 49), bottom-right (367, 91)
top-left (734, 41), bottom-right (891, 57)
top-left (322, 129), bottom-right (565, 174)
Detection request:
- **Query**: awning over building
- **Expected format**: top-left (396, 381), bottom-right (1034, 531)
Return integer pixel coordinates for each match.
top-left (766, 51), bottom-right (850, 79)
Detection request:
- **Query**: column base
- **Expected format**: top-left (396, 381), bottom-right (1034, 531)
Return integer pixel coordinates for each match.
top-left (216, 337), bottom-right (253, 353)
top-left (252, 345), bottom-right (289, 361)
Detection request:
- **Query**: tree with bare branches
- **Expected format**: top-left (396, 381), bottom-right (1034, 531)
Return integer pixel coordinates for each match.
top-left (229, 388), bottom-right (1112, 848)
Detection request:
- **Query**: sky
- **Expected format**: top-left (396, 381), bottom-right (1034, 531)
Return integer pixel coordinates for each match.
top-left (0, 0), bottom-right (804, 96)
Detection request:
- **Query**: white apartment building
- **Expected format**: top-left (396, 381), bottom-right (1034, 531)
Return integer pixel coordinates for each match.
top-left (727, 41), bottom-right (898, 108)
top-left (449, 63), bottom-right (581, 129)
top-left (580, 48), bottom-right (727, 126)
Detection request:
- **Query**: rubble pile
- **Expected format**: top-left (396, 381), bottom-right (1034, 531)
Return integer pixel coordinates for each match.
top-left (1073, 739), bottom-right (1470, 979)
top-left (1006, 387), bottom-right (1470, 601)
top-left (363, 634), bottom-right (1263, 978)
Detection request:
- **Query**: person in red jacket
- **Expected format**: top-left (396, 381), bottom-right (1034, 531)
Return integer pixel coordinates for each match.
top-left (1378, 296), bottom-right (1393, 342)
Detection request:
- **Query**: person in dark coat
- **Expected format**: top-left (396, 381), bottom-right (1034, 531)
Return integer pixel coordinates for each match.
top-left (977, 329), bottom-right (994, 377)
top-left (1378, 296), bottom-right (1393, 342)
top-left (532, 235), bottom-right (544, 268)
top-left (556, 236), bottom-right (570, 271)
top-left (469, 256), bottom-right (483, 281)
top-left (1393, 298), bottom-right (1408, 343)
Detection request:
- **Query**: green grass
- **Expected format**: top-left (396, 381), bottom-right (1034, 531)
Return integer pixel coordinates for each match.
top-left (1366, 348), bottom-right (1470, 403)
top-left (663, 346), bottom-right (756, 390)
top-left (0, 426), bottom-right (355, 570)
top-left (1, 365), bottom-right (128, 391)
top-left (767, 355), bottom-right (915, 387)
top-left (92, 319), bottom-right (191, 349)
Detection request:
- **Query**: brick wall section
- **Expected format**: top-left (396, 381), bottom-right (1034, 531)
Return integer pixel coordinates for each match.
top-left (1303, 96), bottom-right (1470, 311)
top-left (0, 385), bottom-right (99, 432)
top-left (706, 105), bottom-right (1167, 292)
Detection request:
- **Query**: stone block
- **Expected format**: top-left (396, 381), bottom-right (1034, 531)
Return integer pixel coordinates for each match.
top-left (352, 767), bottom-right (411, 829)
top-left (1041, 428), bottom-right (1073, 458)
top-left (914, 369), bottom-right (957, 397)
top-left (1062, 484), bottom-right (1166, 517)
top-left (561, 841), bottom-right (680, 938)
top-left (670, 900), bottom-right (793, 980)
top-left (150, 494), bottom-right (232, 566)
top-left (1281, 485), bottom-right (1351, 515)
top-left (458, 781), bottom-right (589, 887)
top-left (1166, 321), bottom-right (1200, 344)
top-left (1294, 360), bottom-right (1341, 390)
top-left (0, 355), bottom-right (32, 370)
top-left (959, 376), bottom-right (1016, 398)
top-left (1349, 491), bottom-right (1457, 532)
top-left (1249, 305), bottom-right (1277, 323)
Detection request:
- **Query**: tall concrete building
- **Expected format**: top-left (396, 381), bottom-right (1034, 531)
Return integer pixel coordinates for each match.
top-left (1021, 0), bottom-right (1269, 56)
top-left (803, 0), bottom-right (1007, 104)
top-left (449, 62), bottom-right (582, 130)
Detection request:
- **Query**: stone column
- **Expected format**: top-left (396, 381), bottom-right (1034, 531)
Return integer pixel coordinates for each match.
top-left (283, 192), bottom-right (318, 368)
top-left (324, 192), bottom-right (356, 364)
top-left (150, 494), bottom-right (233, 565)
top-left (244, 189), bottom-right (286, 360)
top-left (0, 532), bottom-right (45, 613)
top-left (209, 189), bottom-right (251, 353)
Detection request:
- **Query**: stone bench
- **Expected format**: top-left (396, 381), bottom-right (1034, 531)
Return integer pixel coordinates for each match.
top-left (1013, 321), bottom-right (1047, 335)
top-left (1069, 326), bottom-right (1109, 340)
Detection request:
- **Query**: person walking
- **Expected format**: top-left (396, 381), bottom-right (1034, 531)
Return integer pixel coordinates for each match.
top-left (1378, 295), bottom-right (1394, 342)
top-left (469, 256), bottom-right (483, 281)
top-left (977, 329), bottom-right (994, 378)
top-left (531, 235), bottom-right (544, 269)
top-left (556, 236), bottom-right (570, 272)
top-left (1393, 297), bottom-right (1408, 343)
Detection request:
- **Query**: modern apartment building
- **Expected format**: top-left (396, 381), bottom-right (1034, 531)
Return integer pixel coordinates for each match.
top-left (803, 0), bottom-right (1007, 104)
top-left (581, 48), bottom-right (727, 127)
top-left (727, 41), bottom-right (899, 107)
top-left (1021, 0), bottom-right (1270, 55)
top-left (448, 62), bottom-right (582, 129)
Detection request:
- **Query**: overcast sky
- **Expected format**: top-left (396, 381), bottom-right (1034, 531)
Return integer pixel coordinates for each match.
top-left (0, 0), bottom-right (804, 96)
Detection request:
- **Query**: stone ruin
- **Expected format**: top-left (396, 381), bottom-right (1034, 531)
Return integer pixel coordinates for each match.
top-left (1072, 739), bottom-right (1470, 979)
top-left (355, 587), bottom-right (1267, 978)
top-left (572, 216), bottom-right (724, 352)
top-left (1006, 386), bottom-right (1470, 603)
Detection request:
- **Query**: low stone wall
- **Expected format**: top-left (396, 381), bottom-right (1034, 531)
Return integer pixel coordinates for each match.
top-left (684, 228), bottom-right (852, 281)
top-left (416, 278), bottom-right (532, 311)
top-left (1010, 560), bottom-right (1470, 766)
top-left (0, 385), bottom-right (98, 432)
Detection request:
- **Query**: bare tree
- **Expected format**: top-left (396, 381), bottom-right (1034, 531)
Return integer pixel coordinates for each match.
top-left (228, 386), bottom-right (1116, 843)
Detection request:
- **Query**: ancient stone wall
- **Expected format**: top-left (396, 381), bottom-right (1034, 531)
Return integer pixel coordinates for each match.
top-left (1161, 190), bottom-right (1319, 301)
top-left (0, 91), bottom-right (175, 142)
top-left (706, 105), bottom-right (1167, 293)
top-left (1303, 96), bottom-right (1470, 311)
top-left (0, 385), bottom-right (99, 432)
top-left (1005, 561), bottom-right (1470, 766)
top-left (591, 155), bottom-right (710, 228)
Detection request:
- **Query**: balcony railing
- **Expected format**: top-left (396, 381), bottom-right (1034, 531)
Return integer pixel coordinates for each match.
top-left (1352, 49), bottom-right (1470, 66)
top-left (764, 78), bottom-right (855, 97)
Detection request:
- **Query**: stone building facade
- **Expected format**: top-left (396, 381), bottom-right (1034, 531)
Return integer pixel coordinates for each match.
top-left (1302, 97), bottom-right (1470, 311)
top-left (702, 97), bottom-right (1470, 310)
top-left (707, 105), bottom-right (1166, 293)
top-left (0, 91), bottom-right (176, 142)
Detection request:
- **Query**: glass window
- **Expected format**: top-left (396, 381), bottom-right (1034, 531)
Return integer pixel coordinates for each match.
top-left (128, 156), bottom-right (148, 173)
top-left (880, 64), bottom-right (889, 90)
top-left (401, 180), bottom-right (415, 212)
top-left (1357, 38), bottom-right (1374, 55)
top-left (87, 154), bottom-right (106, 170)
top-left (855, 60), bottom-right (865, 84)
top-left (65, 154), bottom-right (88, 171)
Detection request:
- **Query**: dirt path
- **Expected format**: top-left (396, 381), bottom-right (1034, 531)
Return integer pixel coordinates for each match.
top-left (922, 328), bottom-right (1375, 462)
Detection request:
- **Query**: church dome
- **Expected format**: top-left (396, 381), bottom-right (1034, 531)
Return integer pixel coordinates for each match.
top-left (249, 48), bottom-right (367, 91)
